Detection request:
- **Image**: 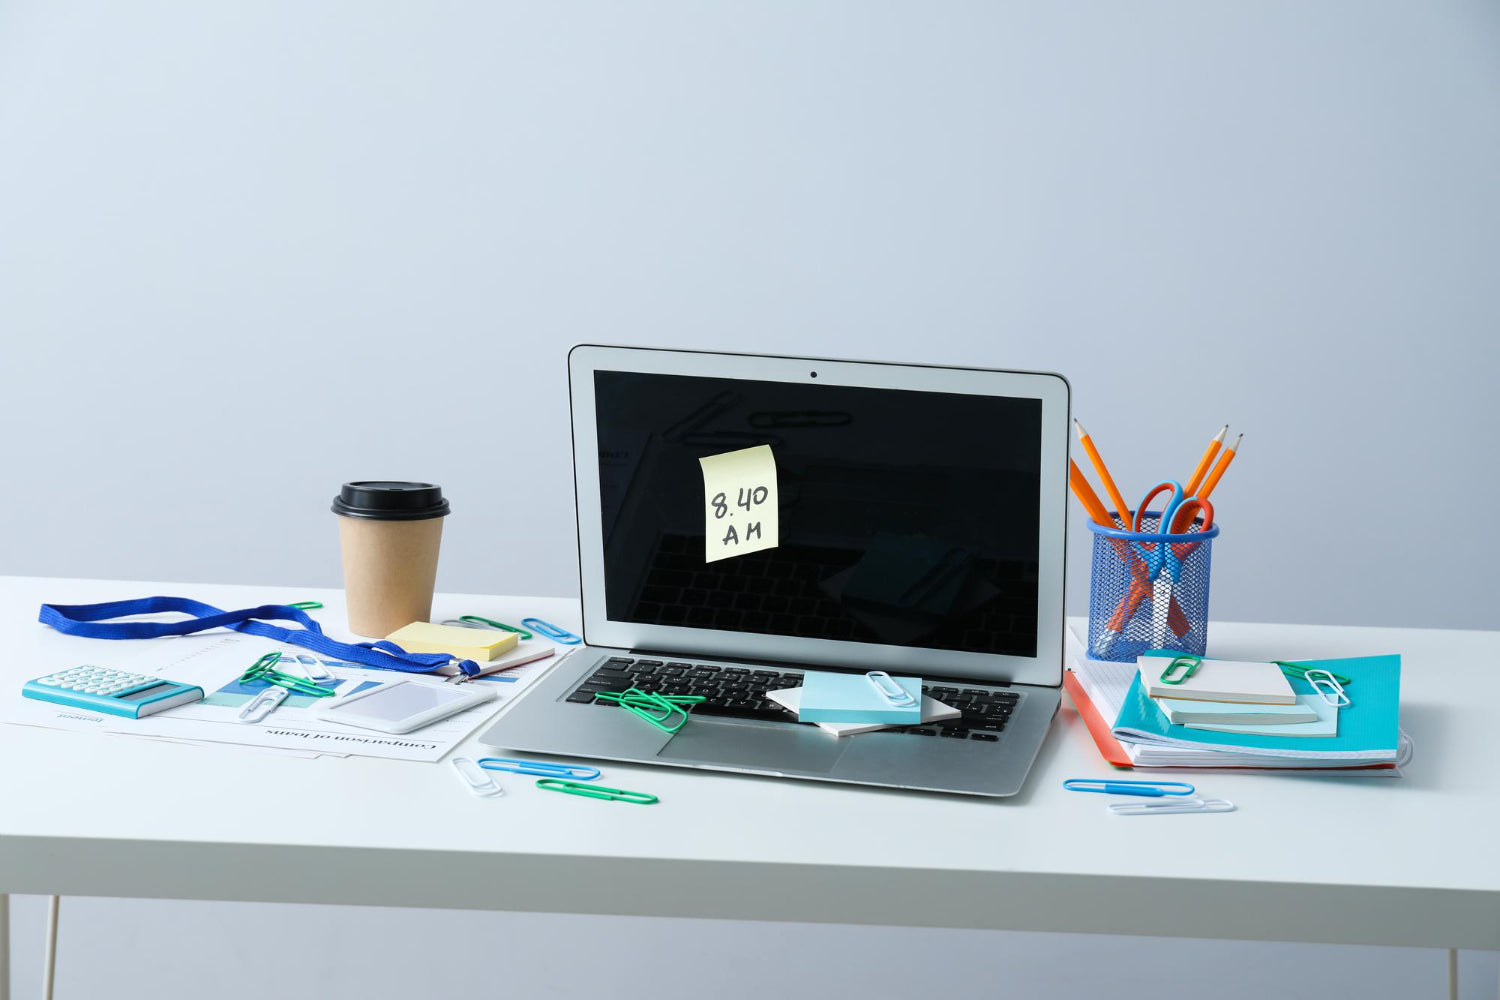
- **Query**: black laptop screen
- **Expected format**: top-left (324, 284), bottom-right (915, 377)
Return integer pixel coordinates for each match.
top-left (592, 370), bottom-right (1042, 657)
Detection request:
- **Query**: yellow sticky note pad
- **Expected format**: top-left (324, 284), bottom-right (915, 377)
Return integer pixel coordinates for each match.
top-left (385, 622), bottom-right (519, 662)
top-left (699, 444), bottom-right (779, 563)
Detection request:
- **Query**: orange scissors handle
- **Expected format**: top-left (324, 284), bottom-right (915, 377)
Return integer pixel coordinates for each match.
top-left (1169, 496), bottom-right (1215, 534)
top-left (1169, 497), bottom-right (1215, 564)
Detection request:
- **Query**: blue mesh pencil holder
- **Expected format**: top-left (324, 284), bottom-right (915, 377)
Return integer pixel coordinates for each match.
top-left (1085, 513), bottom-right (1220, 662)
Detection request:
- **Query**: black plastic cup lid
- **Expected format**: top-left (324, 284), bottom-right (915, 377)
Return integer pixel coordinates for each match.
top-left (331, 482), bottom-right (450, 521)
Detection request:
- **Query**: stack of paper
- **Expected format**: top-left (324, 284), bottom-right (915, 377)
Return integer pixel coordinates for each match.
top-left (1139, 657), bottom-right (1297, 704)
top-left (385, 621), bottom-right (521, 662)
top-left (795, 671), bottom-right (923, 725)
top-left (766, 687), bottom-right (960, 736)
top-left (765, 670), bottom-right (963, 736)
top-left (1156, 697), bottom-right (1316, 727)
top-left (1067, 648), bottom-right (1409, 772)
top-left (1139, 654), bottom-right (1335, 737)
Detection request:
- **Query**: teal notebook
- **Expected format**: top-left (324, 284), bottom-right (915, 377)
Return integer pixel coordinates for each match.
top-left (797, 671), bottom-right (922, 724)
top-left (1112, 652), bottom-right (1400, 761)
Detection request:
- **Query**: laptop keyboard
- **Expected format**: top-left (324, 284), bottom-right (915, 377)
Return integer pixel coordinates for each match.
top-left (566, 657), bottom-right (1017, 741)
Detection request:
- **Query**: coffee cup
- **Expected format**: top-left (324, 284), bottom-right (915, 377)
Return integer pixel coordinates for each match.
top-left (332, 481), bottom-right (450, 638)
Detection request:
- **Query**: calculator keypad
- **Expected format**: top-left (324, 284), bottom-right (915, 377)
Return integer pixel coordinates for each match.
top-left (39, 666), bottom-right (160, 695)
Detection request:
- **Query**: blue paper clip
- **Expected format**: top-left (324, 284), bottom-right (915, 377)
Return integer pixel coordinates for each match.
top-left (1063, 778), bottom-right (1196, 798)
top-left (475, 757), bottom-right (600, 780)
top-left (520, 617), bottom-right (582, 645)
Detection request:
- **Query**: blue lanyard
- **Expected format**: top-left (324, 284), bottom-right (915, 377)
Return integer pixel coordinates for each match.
top-left (37, 596), bottom-right (480, 677)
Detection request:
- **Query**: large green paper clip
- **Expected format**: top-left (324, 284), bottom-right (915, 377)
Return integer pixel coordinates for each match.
top-left (536, 779), bottom-right (658, 805)
top-left (239, 652), bottom-right (333, 698)
top-left (1158, 655), bottom-right (1201, 685)
top-left (593, 688), bottom-right (705, 734)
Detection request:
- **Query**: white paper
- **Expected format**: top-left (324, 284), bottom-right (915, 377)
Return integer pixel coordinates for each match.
top-left (1, 632), bottom-right (559, 762)
top-left (699, 444), bottom-right (779, 562)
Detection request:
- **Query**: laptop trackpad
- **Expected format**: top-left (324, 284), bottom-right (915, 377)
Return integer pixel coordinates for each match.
top-left (657, 722), bottom-right (847, 774)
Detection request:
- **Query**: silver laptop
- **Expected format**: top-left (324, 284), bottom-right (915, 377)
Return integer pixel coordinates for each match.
top-left (479, 345), bottom-right (1070, 797)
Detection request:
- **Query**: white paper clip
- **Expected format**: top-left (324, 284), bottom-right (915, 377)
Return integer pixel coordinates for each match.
top-left (451, 756), bottom-right (504, 797)
top-left (1304, 669), bottom-right (1350, 707)
top-left (865, 671), bottom-right (918, 708)
top-left (292, 654), bottom-right (335, 684)
top-left (238, 685), bottom-right (288, 724)
top-left (1109, 797), bottom-right (1236, 816)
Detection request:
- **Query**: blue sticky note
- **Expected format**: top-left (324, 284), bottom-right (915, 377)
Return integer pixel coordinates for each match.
top-left (797, 671), bottom-right (923, 724)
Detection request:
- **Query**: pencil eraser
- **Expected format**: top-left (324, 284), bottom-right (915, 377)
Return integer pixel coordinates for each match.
top-left (385, 622), bottom-right (519, 662)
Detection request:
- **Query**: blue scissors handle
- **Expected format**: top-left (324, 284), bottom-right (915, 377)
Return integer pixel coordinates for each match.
top-left (1129, 481), bottom-right (1185, 580)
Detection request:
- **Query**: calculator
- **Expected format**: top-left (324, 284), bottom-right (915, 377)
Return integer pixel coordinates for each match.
top-left (23, 666), bottom-right (204, 719)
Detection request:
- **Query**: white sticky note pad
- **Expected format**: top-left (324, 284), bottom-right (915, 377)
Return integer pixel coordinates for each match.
top-left (699, 444), bottom-right (779, 563)
top-left (1140, 657), bottom-right (1297, 705)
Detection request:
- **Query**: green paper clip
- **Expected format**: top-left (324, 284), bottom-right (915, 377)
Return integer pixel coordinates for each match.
top-left (457, 615), bottom-right (533, 641)
top-left (1158, 655), bottom-right (1200, 685)
top-left (289, 601), bottom-right (323, 610)
top-left (593, 688), bottom-right (705, 734)
top-left (239, 652), bottom-right (333, 697)
top-left (536, 778), bottom-right (658, 805)
top-left (1276, 660), bottom-right (1352, 687)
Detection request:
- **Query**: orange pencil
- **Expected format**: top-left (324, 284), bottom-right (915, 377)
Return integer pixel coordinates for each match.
top-left (1068, 459), bottom-right (1114, 528)
top-left (1183, 425), bottom-right (1228, 496)
top-left (1073, 419), bottom-right (1129, 526)
top-left (1197, 433), bottom-right (1242, 500)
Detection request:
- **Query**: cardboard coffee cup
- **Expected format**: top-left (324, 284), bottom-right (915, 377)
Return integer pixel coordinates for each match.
top-left (332, 482), bottom-right (451, 638)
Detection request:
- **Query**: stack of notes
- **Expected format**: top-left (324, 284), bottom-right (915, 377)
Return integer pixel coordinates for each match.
top-left (769, 670), bottom-right (961, 737)
top-left (385, 621), bottom-right (519, 662)
top-left (1064, 645), bottom-right (1408, 773)
top-left (767, 686), bottom-right (960, 736)
top-left (796, 670), bottom-right (924, 724)
top-left (382, 621), bottom-right (557, 679)
top-left (1141, 657), bottom-right (1337, 737)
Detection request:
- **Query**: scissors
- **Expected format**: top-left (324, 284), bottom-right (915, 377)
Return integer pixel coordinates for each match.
top-left (1133, 482), bottom-right (1215, 648)
top-left (1097, 481), bottom-right (1214, 654)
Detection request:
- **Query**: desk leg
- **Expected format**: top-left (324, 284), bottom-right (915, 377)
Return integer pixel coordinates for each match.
top-left (41, 897), bottom-right (58, 1000)
top-left (1, 892), bottom-right (10, 1000)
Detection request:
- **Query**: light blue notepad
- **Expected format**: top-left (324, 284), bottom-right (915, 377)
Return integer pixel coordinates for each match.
top-left (1183, 694), bottom-right (1338, 737)
top-left (1157, 696), bottom-right (1317, 726)
top-left (797, 671), bottom-right (922, 724)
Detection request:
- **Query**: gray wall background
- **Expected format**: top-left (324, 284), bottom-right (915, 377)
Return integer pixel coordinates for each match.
top-left (3, 0), bottom-right (1499, 630)
top-left (2, 2), bottom-right (1497, 997)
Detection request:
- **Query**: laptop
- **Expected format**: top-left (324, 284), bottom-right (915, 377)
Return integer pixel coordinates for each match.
top-left (479, 345), bottom-right (1070, 797)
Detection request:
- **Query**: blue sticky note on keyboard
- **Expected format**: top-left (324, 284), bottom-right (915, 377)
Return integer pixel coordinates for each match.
top-left (797, 671), bottom-right (923, 724)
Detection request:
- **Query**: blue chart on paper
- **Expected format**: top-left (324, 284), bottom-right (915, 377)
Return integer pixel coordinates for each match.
top-left (203, 673), bottom-right (383, 709)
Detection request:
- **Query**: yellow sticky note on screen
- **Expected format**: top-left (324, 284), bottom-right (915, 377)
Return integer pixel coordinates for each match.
top-left (699, 444), bottom-right (779, 563)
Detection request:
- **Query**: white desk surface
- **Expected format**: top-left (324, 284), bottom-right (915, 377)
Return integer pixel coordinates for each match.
top-left (1, 576), bottom-right (1495, 950)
